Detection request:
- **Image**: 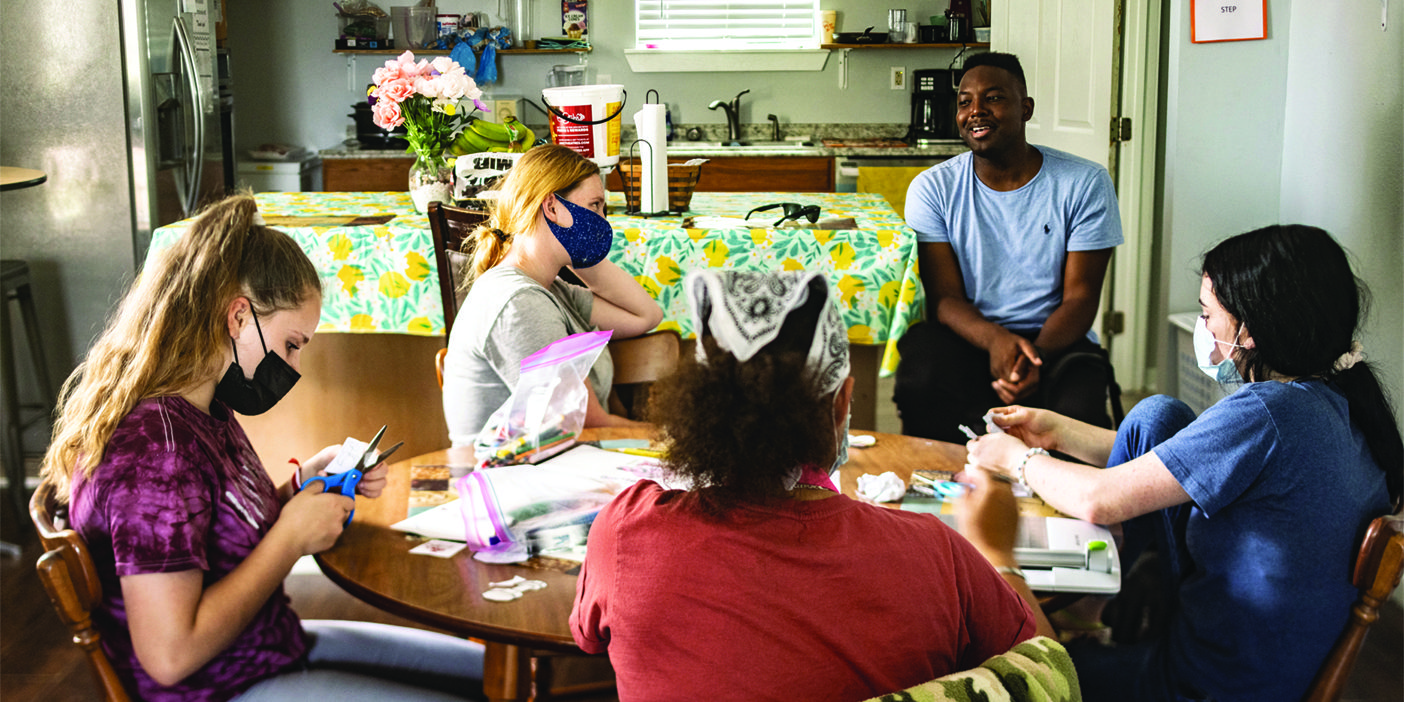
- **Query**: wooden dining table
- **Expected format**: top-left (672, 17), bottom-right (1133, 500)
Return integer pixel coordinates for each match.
top-left (314, 427), bottom-right (969, 701)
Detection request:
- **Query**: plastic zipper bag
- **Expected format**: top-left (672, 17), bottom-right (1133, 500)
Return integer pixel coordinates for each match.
top-left (473, 329), bottom-right (611, 468)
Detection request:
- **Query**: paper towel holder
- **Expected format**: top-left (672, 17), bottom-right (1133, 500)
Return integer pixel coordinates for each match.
top-left (622, 89), bottom-right (671, 217)
top-left (620, 140), bottom-right (671, 217)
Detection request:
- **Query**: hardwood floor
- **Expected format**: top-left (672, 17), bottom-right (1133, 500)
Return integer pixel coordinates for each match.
top-left (4, 485), bottom-right (1401, 701)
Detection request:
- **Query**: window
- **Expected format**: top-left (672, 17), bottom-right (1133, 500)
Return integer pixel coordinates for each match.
top-left (636, 0), bottom-right (821, 50)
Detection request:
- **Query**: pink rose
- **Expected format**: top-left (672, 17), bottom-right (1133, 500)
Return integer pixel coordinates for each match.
top-left (371, 99), bottom-right (403, 129)
top-left (394, 51), bottom-right (421, 77)
top-left (377, 78), bottom-right (416, 103)
top-left (373, 59), bottom-right (403, 85)
top-left (413, 75), bottom-right (440, 99)
top-left (430, 57), bottom-right (459, 77)
top-left (436, 72), bottom-right (476, 100)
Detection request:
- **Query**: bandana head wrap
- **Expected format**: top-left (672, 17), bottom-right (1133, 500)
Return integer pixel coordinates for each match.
top-left (684, 270), bottom-right (850, 396)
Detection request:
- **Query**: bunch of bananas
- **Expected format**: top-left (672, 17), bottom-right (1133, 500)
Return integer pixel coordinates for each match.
top-left (448, 116), bottom-right (536, 155)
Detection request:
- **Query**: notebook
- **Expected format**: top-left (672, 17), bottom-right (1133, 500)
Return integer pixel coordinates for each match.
top-left (901, 470), bottom-right (1122, 594)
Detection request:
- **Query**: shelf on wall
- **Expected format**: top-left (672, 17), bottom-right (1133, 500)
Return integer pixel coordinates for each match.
top-left (819, 42), bottom-right (989, 49)
top-left (334, 47), bottom-right (591, 55)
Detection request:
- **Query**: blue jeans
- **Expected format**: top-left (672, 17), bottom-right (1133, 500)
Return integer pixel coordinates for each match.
top-left (235, 620), bottom-right (486, 701)
top-left (1068, 395), bottom-right (1207, 702)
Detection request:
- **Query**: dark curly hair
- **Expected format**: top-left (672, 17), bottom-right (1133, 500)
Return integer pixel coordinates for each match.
top-left (649, 294), bottom-right (841, 507)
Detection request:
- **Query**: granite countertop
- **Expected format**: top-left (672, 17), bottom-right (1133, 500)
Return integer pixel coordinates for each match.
top-left (320, 123), bottom-right (969, 160)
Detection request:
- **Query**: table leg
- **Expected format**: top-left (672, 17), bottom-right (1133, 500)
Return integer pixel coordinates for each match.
top-left (483, 641), bottom-right (532, 702)
top-left (849, 344), bottom-right (879, 431)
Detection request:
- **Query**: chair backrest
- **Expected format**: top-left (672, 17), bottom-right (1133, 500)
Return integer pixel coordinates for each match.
top-left (435, 347), bottom-right (448, 389)
top-left (606, 330), bottom-right (682, 420)
top-left (29, 481), bottom-right (133, 702)
top-left (1302, 513), bottom-right (1404, 702)
top-left (426, 201), bottom-right (490, 336)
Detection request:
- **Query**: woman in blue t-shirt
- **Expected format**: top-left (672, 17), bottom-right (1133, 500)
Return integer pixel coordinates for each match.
top-left (965, 224), bottom-right (1402, 702)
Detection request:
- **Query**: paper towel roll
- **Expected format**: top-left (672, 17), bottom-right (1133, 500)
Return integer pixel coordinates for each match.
top-left (632, 104), bottom-right (669, 213)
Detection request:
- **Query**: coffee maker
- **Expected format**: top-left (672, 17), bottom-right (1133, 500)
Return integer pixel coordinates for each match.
top-left (908, 69), bottom-right (961, 144)
top-left (946, 0), bottom-right (974, 43)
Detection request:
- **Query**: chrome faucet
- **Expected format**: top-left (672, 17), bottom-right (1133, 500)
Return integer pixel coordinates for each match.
top-left (708, 89), bottom-right (750, 144)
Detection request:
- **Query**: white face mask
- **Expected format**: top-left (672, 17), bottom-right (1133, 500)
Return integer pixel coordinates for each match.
top-left (1193, 315), bottom-right (1245, 385)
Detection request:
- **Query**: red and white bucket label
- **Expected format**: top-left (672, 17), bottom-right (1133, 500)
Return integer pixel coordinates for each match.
top-left (549, 104), bottom-right (595, 157)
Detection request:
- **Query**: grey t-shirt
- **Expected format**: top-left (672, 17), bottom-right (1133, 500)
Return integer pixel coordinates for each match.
top-left (442, 266), bottom-right (613, 446)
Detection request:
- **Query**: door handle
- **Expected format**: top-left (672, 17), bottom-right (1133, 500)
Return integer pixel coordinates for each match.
top-left (173, 15), bottom-right (204, 217)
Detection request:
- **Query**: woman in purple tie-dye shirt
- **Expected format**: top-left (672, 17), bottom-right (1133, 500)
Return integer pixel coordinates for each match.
top-left (39, 195), bottom-right (485, 701)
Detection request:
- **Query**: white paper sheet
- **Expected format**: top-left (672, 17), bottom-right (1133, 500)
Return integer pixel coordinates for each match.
top-left (389, 445), bottom-right (675, 543)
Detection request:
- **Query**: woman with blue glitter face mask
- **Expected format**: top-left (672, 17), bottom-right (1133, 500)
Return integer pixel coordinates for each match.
top-left (965, 225), bottom-right (1402, 702)
top-left (442, 144), bottom-right (663, 446)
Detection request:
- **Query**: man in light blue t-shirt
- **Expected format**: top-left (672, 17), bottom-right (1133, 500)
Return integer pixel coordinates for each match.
top-left (895, 52), bottom-right (1124, 443)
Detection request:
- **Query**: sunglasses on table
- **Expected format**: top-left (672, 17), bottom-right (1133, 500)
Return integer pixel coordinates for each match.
top-left (744, 202), bottom-right (822, 227)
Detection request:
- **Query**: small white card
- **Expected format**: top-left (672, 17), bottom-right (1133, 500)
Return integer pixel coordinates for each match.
top-left (324, 437), bottom-right (370, 475)
top-left (408, 539), bottom-right (468, 558)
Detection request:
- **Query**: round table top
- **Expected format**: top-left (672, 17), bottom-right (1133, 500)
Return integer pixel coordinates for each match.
top-left (313, 427), bottom-right (968, 652)
top-left (0, 167), bottom-right (47, 191)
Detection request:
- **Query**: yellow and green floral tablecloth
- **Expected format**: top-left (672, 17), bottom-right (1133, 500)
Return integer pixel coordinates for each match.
top-left (147, 191), bottom-right (924, 375)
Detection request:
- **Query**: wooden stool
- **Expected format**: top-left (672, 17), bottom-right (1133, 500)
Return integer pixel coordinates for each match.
top-left (2, 259), bottom-right (56, 525)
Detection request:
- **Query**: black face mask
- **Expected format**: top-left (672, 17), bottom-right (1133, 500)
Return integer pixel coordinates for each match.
top-left (213, 307), bottom-right (300, 416)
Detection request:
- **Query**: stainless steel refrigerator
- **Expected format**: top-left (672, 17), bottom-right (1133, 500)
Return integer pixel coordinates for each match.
top-left (121, 0), bottom-right (234, 259)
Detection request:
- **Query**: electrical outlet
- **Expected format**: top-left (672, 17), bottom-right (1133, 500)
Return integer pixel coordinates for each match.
top-left (494, 99), bottom-right (519, 123)
top-left (890, 66), bottom-right (906, 90)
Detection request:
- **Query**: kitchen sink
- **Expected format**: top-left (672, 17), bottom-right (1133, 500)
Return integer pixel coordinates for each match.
top-left (671, 140), bottom-right (822, 153)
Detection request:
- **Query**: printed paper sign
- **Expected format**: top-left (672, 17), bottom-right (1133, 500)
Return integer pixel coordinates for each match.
top-left (1191, 0), bottom-right (1268, 43)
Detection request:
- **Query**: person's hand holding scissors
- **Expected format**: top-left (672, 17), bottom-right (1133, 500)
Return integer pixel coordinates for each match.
top-left (296, 440), bottom-right (396, 499)
top-left (275, 488), bottom-right (354, 555)
top-left (304, 426), bottom-right (403, 525)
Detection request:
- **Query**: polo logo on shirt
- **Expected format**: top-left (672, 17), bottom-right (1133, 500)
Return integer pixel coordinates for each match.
top-left (1043, 224), bottom-right (1051, 235)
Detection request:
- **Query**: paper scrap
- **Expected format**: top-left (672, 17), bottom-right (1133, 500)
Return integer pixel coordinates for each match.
top-left (408, 539), bottom-right (468, 558)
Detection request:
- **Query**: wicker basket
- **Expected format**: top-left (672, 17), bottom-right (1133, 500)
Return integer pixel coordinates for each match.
top-left (615, 160), bottom-right (704, 213)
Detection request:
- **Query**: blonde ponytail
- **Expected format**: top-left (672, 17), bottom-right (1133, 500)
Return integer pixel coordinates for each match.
top-left (40, 193), bottom-right (320, 501)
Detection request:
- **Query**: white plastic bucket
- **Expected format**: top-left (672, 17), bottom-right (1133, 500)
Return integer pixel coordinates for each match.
top-left (541, 84), bottom-right (626, 168)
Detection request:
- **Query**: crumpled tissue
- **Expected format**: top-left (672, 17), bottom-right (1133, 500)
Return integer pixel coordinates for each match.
top-left (856, 471), bottom-right (906, 502)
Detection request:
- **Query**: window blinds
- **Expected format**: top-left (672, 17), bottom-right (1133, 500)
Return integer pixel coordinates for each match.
top-left (636, 0), bottom-right (821, 49)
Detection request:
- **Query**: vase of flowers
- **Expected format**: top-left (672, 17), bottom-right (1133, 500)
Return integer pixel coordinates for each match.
top-left (369, 51), bottom-right (486, 213)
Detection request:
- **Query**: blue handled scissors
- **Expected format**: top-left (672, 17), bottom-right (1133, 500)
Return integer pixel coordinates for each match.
top-left (305, 426), bottom-right (402, 526)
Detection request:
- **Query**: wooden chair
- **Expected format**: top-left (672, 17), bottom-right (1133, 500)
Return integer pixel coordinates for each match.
top-left (426, 200), bottom-right (490, 337)
top-left (1302, 513), bottom-right (1404, 702)
top-left (606, 329), bottom-right (682, 420)
top-left (29, 480), bottom-right (133, 702)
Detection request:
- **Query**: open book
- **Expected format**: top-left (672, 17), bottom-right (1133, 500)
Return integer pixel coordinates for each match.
top-left (900, 470), bottom-right (1122, 594)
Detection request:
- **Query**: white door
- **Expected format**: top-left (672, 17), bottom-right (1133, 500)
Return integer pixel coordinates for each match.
top-left (991, 0), bottom-right (1161, 396)
top-left (994, 0), bottom-right (1117, 168)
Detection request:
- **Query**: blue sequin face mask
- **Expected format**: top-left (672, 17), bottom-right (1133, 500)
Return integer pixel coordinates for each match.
top-left (546, 195), bottom-right (614, 268)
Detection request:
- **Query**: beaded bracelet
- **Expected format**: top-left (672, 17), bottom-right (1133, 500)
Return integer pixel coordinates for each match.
top-left (289, 458), bottom-right (303, 493)
top-left (995, 565), bottom-right (1027, 580)
top-left (1016, 448), bottom-right (1049, 490)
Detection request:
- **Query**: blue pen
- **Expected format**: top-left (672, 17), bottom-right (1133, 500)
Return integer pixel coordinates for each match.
top-left (911, 472), bottom-right (975, 498)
